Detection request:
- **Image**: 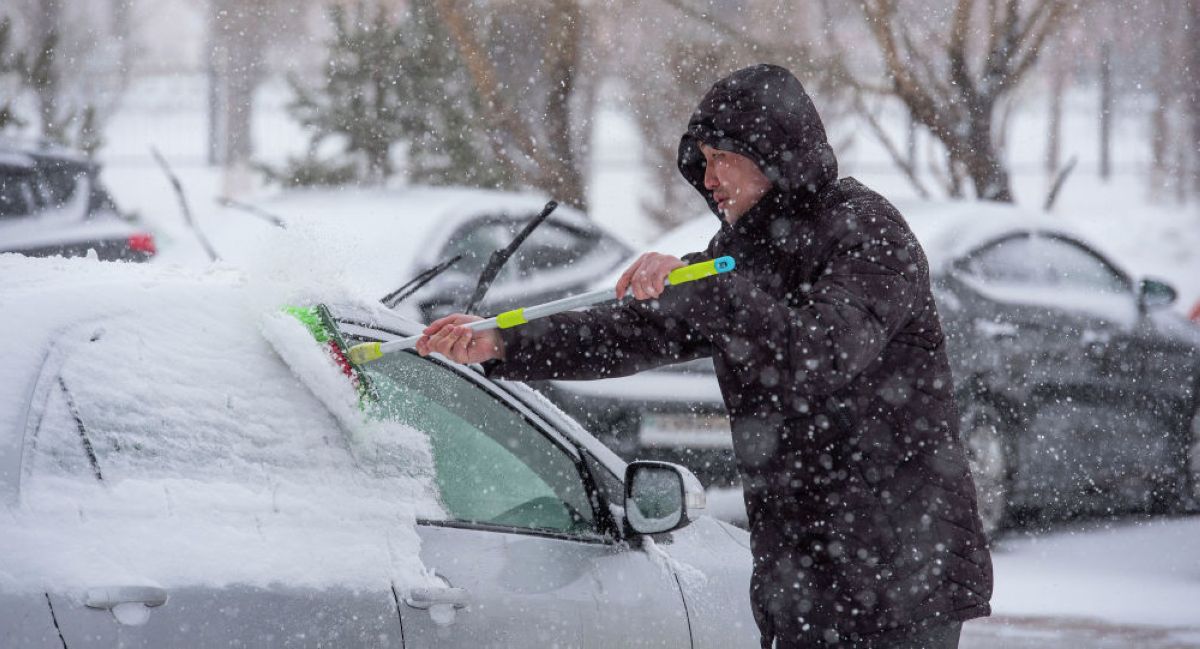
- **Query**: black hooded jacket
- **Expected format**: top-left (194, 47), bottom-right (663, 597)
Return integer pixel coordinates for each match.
top-left (486, 64), bottom-right (992, 647)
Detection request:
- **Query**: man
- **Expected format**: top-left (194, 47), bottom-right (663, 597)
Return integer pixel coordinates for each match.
top-left (417, 64), bottom-right (992, 648)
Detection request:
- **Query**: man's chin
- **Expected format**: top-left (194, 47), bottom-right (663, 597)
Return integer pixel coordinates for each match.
top-left (720, 205), bottom-right (742, 225)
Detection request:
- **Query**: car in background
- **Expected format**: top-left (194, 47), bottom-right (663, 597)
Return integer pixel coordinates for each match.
top-left (0, 139), bottom-right (155, 261)
top-left (537, 202), bottom-right (1200, 535)
top-left (1, 255), bottom-right (756, 648)
top-left (211, 187), bottom-right (632, 322)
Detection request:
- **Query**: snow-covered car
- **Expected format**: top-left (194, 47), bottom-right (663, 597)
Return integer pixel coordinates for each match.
top-left (209, 187), bottom-right (632, 322)
top-left (537, 201), bottom-right (1200, 534)
top-left (0, 256), bottom-right (756, 648)
top-left (0, 140), bottom-right (155, 262)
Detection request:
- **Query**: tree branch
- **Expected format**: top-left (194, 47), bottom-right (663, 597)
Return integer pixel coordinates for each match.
top-left (853, 92), bottom-right (932, 198)
top-left (998, 0), bottom-right (1075, 94)
top-left (432, 0), bottom-right (541, 185)
top-left (861, 1), bottom-right (959, 141)
top-left (947, 0), bottom-right (979, 103)
top-left (657, 0), bottom-right (781, 55)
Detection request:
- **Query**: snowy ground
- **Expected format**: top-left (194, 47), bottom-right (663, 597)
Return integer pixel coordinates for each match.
top-left (963, 515), bottom-right (1200, 647)
top-left (708, 492), bottom-right (1200, 646)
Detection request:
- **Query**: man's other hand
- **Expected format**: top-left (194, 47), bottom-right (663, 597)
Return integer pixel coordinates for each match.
top-left (616, 252), bottom-right (686, 300)
top-left (416, 314), bottom-right (505, 364)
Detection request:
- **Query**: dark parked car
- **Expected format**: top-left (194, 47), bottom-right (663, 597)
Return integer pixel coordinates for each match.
top-left (538, 202), bottom-right (1200, 535)
top-left (0, 140), bottom-right (155, 261)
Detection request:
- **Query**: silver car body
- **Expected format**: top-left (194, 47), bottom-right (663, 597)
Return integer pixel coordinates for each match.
top-left (0, 257), bottom-right (756, 648)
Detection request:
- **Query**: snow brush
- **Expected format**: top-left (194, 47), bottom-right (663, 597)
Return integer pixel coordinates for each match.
top-left (283, 304), bottom-right (376, 402)
top-left (347, 255), bottom-right (737, 366)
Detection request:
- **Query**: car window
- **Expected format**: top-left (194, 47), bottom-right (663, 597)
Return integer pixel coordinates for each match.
top-left (961, 233), bottom-right (1129, 293)
top-left (20, 310), bottom-right (440, 524)
top-left (35, 164), bottom-right (87, 209)
top-left (363, 352), bottom-right (597, 535)
top-left (441, 216), bottom-right (627, 290)
top-left (517, 222), bottom-right (598, 273)
top-left (0, 169), bottom-right (36, 219)
top-left (441, 221), bottom-right (520, 284)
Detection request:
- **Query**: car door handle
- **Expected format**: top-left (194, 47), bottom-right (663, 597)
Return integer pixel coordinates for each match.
top-left (85, 586), bottom-right (169, 610)
top-left (404, 586), bottom-right (469, 610)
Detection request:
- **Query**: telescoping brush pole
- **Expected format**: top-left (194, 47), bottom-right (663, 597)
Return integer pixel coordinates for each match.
top-left (348, 256), bottom-right (736, 365)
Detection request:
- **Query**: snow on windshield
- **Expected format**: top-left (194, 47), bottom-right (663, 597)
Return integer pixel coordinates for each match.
top-left (0, 255), bottom-right (441, 594)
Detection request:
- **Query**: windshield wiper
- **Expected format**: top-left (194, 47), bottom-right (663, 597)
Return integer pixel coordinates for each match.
top-left (463, 200), bottom-right (557, 315)
top-left (216, 197), bottom-right (287, 229)
top-left (58, 376), bottom-right (103, 482)
top-left (380, 255), bottom-right (463, 309)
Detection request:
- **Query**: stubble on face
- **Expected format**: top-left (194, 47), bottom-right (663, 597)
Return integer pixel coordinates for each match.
top-left (700, 143), bottom-right (772, 225)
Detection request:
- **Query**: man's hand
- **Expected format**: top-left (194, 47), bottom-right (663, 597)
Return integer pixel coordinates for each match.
top-left (615, 252), bottom-right (686, 300)
top-left (416, 314), bottom-right (505, 364)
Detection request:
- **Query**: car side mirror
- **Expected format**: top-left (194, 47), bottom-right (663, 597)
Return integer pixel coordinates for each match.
top-left (1138, 277), bottom-right (1177, 311)
top-left (624, 461), bottom-right (706, 535)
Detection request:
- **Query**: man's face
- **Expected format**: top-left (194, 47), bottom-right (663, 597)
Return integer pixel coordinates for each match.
top-left (700, 143), bottom-right (772, 224)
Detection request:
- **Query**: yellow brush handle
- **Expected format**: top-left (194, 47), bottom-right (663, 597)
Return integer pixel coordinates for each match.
top-left (667, 255), bottom-right (736, 285)
top-left (346, 255), bottom-right (737, 365)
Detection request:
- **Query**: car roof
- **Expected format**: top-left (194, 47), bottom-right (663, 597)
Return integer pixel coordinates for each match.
top-left (893, 199), bottom-right (1100, 272)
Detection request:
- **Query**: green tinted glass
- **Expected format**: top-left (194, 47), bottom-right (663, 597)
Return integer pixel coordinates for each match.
top-left (364, 353), bottom-right (595, 534)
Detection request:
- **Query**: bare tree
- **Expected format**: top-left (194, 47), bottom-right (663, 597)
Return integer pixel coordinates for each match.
top-left (843, 0), bottom-right (1078, 202)
top-left (1045, 40), bottom-right (1067, 178)
top-left (608, 0), bottom-right (844, 229)
top-left (0, 0), bottom-right (120, 152)
top-left (433, 0), bottom-right (591, 210)
top-left (618, 29), bottom-right (754, 229)
top-left (207, 0), bottom-right (273, 168)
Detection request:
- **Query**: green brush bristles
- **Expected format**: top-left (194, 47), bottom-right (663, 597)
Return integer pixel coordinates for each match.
top-left (282, 304), bottom-right (377, 405)
top-left (284, 305), bottom-right (331, 342)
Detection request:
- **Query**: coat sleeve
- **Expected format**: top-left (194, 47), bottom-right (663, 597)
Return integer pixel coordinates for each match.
top-left (657, 207), bottom-right (923, 399)
top-left (483, 252), bottom-right (716, 382)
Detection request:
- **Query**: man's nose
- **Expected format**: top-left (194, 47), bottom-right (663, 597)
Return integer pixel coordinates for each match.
top-left (703, 163), bottom-right (719, 190)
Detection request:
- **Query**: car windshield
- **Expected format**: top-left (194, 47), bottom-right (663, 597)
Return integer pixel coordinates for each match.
top-left (12, 291), bottom-right (443, 592)
top-left (21, 304), bottom-right (441, 521)
top-left (361, 351), bottom-right (597, 535)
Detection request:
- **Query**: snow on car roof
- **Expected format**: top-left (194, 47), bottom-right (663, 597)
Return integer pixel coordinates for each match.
top-left (0, 255), bottom-right (441, 593)
top-left (893, 199), bottom-right (1092, 271)
top-left (209, 185), bottom-right (595, 300)
top-left (603, 199), bottom-right (1101, 280)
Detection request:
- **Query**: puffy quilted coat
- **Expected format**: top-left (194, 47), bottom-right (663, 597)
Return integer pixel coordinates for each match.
top-left (487, 64), bottom-right (992, 647)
